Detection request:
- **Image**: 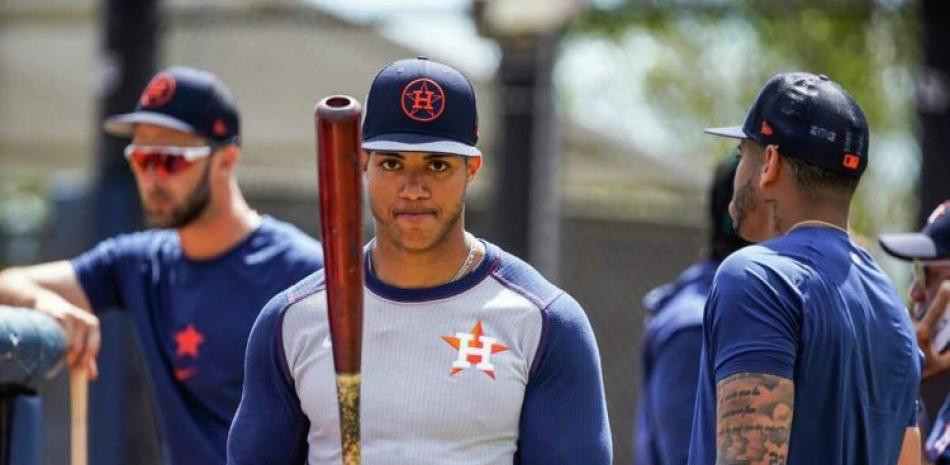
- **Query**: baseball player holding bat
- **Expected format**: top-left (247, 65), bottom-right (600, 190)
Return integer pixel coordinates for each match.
top-left (227, 57), bottom-right (611, 464)
top-left (0, 67), bottom-right (324, 465)
top-left (879, 200), bottom-right (950, 463)
top-left (688, 73), bottom-right (920, 465)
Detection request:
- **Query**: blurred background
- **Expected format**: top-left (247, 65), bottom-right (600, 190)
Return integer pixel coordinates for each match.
top-left (0, 0), bottom-right (947, 464)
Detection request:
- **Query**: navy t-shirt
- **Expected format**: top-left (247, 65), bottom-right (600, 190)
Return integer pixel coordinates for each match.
top-left (71, 216), bottom-right (323, 465)
top-left (688, 226), bottom-right (920, 465)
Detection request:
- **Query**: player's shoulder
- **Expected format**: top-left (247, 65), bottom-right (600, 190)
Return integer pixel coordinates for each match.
top-left (97, 229), bottom-right (177, 258)
top-left (644, 261), bottom-right (716, 343)
top-left (287, 268), bottom-right (326, 301)
top-left (258, 215), bottom-right (315, 244)
top-left (717, 239), bottom-right (808, 280)
top-left (644, 260), bottom-right (716, 314)
top-left (259, 269), bottom-right (327, 322)
top-left (253, 216), bottom-right (324, 265)
top-left (716, 244), bottom-right (773, 278)
top-left (486, 241), bottom-right (565, 311)
top-left (710, 244), bottom-right (813, 308)
top-left (485, 241), bottom-right (593, 334)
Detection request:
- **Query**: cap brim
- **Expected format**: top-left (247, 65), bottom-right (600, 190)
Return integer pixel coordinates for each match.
top-left (103, 112), bottom-right (195, 138)
top-left (703, 125), bottom-right (748, 139)
top-left (878, 233), bottom-right (938, 261)
top-left (362, 132), bottom-right (481, 157)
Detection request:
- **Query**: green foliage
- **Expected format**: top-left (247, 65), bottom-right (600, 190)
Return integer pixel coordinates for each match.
top-left (558, 1), bottom-right (920, 240)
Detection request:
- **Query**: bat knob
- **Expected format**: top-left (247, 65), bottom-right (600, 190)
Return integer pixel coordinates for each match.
top-left (316, 95), bottom-right (362, 121)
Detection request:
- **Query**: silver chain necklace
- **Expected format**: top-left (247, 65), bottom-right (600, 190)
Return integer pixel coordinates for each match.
top-left (368, 234), bottom-right (478, 283)
top-left (451, 235), bottom-right (479, 281)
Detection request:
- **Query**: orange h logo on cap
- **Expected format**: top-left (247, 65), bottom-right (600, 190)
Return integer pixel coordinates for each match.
top-left (401, 78), bottom-right (446, 122)
top-left (842, 153), bottom-right (860, 170)
top-left (410, 89), bottom-right (435, 111)
top-left (760, 120), bottom-right (774, 136)
top-left (140, 73), bottom-right (176, 108)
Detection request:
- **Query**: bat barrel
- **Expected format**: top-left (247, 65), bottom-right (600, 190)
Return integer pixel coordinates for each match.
top-left (315, 95), bottom-right (364, 375)
top-left (315, 94), bottom-right (364, 465)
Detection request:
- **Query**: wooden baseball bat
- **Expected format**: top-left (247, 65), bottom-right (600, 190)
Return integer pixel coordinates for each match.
top-left (70, 368), bottom-right (88, 465)
top-left (315, 95), bottom-right (364, 465)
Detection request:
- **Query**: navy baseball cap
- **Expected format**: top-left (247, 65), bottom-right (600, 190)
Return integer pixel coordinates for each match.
top-left (705, 72), bottom-right (869, 176)
top-left (879, 201), bottom-right (950, 261)
top-left (362, 57), bottom-right (480, 157)
top-left (104, 66), bottom-right (240, 144)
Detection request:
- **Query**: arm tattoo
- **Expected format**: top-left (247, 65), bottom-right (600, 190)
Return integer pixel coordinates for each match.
top-left (716, 372), bottom-right (794, 465)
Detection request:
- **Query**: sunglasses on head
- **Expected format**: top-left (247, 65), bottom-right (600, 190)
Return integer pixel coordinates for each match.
top-left (124, 144), bottom-right (214, 176)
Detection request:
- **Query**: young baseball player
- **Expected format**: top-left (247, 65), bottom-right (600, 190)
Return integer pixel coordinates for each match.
top-left (227, 57), bottom-right (612, 465)
top-left (880, 200), bottom-right (950, 464)
top-left (0, 67), bottom-right (323, 465)
top-left (688, 72), bottom-right (920, 465)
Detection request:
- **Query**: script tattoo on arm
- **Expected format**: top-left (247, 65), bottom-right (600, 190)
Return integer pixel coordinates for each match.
top-left (716, 372), bottom-right (795, 465)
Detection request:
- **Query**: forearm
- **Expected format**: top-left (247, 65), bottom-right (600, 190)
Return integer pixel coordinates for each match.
top-left (0, 268), bottom-right (80, 316)
top-left (0, 264), bottom-right (92, 314)
top-left (715, 372), bottom-right (795, 465)
top-left (896, 427), bottom-right (920, 465)
top-left (0, 265), bottom-right (101, 377)
top-left (0, 268), bottom-right (49, 309)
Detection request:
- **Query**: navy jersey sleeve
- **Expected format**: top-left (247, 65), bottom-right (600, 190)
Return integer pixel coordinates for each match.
top-left (515, 293), bottom-right (612, 465)
top-left (707, 253), bottom-right (800, 382)
top-left (227, 292), bottom-right (308, 465)
top-left (70, 236), bottom-right (137, 311)
top-left (650, 327), bottom-right (703, 465)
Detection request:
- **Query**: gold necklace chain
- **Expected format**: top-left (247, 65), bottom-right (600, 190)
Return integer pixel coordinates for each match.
top-left (786, 219), bottom-right (849, 235)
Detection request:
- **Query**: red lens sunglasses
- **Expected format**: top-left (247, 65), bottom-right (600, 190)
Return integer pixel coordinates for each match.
top-left (124, 144), bottom-right (214, 176)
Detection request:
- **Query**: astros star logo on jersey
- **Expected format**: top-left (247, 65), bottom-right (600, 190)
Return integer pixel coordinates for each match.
top-left (175, 324), bottom-right (205, 358)
top-left (442, 320), bottom-right (509, 379)
top-left (401, 78), bottom-right (445, 122)
top-left (173, 324), bottom-right (205, 380)
top-left (140, 72), bottom-right (176, 108)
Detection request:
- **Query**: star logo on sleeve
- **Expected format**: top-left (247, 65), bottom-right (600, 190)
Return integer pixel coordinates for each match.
top-left (174, 324), bottom-right (205, 359)
top-left (442, 320), bottom-right (509, 380)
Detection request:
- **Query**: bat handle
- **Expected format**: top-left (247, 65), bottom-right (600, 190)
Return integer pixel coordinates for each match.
top-left (336, 373), bottom-right (361, 465)
top-left (70, 368), bottom-right (88, 465)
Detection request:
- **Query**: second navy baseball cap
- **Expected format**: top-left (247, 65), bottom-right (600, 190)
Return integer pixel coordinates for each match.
top-left (879, 201), bottom-right (950, 261)
top-left (705, 72), bottom-right (869, 176)
top-left (362, 57), bottom-right (480, 157)
top-left (104, 66), bottom-right (240, 144)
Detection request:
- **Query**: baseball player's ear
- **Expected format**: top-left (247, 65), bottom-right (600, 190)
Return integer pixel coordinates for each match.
top-left (465, 156), bottom-right (482, 183)
top-left (759, 145), bottom-right (782, 186)
top-left (216, 145), bottom-right (239, 174)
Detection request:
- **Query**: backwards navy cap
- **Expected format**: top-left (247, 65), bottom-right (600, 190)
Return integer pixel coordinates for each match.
top-left (879, 201), bottom-right (950, 261)
top-left (104, 66), bottom-right (240, 144)
top-left (705, 72), bottom-right (869, 176)
top-left (362, 57), bottom-right (480, 157)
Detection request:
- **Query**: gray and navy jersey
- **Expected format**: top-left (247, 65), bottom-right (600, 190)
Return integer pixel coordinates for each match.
top-left (227, 241), bottom-right (612, 464)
